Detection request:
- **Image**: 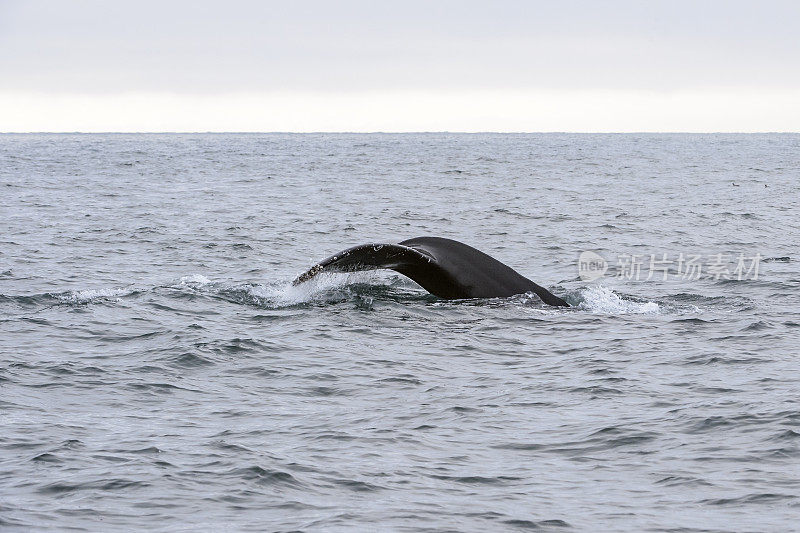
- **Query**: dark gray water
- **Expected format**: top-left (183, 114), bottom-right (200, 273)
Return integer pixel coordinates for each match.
top-left (1, 133), bottom-right (799, 532)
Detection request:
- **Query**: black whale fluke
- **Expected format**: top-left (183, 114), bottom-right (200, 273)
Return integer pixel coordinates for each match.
top-left (293, 236), bottom-right (569, 307)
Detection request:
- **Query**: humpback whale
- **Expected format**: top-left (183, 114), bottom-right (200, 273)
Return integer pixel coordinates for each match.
top-left (293, 236), bottom-right (569, 307)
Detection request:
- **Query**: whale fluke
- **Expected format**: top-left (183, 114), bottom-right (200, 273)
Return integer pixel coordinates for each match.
top-left (293, 236), bottom-right (569, 307)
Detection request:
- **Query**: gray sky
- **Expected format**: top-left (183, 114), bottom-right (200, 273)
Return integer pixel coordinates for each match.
top-left (1, 0), bottom-right (799, 131)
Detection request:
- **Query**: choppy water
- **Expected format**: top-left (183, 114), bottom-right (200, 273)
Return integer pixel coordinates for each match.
top-left (1, 133), bottom-right (799, 532)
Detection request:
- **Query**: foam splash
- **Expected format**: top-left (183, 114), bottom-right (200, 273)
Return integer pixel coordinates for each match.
top-left (51, 276), bottom-right (662, 315)
top-left (180, 274), bottom-right (211, 285)
top-left (244, 278), bottom-right (663, 314)
top-left (58, 287), bottom-right (133, 304)
top-left (576, 285), bottom-right (660, 315)
top-left (245, 271), bottom-right (380, 307)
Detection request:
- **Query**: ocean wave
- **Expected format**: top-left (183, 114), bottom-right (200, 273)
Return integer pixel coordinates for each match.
top-left (56, 287), bottom-right (135, 304)
top-left (2, 275), bottom-right (697, 318)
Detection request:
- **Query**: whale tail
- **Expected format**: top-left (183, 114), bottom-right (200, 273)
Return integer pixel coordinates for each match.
top-left (293, 237), bottom-right (569, 307)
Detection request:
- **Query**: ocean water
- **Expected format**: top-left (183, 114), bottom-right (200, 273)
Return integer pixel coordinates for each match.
top-left (1, 133), bottom-right (799, 532)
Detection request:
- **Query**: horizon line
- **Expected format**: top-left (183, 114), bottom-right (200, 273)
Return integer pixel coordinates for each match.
top-left (2, 131), bottom-right (799, 135)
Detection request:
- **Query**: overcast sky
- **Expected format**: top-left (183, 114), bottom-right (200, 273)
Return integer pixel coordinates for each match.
top-left (1, 0), bottom-right (798, 131)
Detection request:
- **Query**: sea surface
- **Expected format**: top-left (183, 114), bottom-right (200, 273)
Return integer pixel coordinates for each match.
top-left (1, 133), bottom-right (799, 532)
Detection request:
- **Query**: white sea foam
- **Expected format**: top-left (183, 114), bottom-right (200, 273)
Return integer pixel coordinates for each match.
top-left (246, 272), bottom-right (379, 307)
top-left (59, 287), bottom-right (133, 304)
top-left (577, 285), bottom-right (660, 315)
top-left (179, 274), bottom-right (211, 285)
